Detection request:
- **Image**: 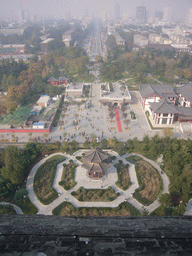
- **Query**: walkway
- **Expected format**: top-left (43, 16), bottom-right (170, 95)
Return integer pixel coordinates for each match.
top-left (115, 108), bottom-right (122, 132)
top-left (184, 198), bottom-right (192, 216)
top-left (26, 151), bottom-right (169, 215)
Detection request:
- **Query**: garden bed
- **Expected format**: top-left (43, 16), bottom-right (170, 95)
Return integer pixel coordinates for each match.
top-left (114, 162), bottom-right (132, 190)
top-left (52, 202), bottom-right (140, 217)
top-left (71, 186), bottom-right (120, 202)
top-left (59, 160), bottom-right (77, 190)
top-left (133, 160), bottom-right (163, 205)
top-left (33, 155), bottom-right (66, 205)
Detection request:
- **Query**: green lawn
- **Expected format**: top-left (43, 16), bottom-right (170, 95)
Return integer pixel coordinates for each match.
top-left (0, 107), bottom-right (31, 126)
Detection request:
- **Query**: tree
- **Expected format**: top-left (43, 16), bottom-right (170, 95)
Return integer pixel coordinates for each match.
top-left (1, 74), bottom-right (8, 90)
top-left (141, 207), bottom-right (149, 216)
top-left (0, 176), bottom-right (16, 197)
top-left (0, 205), bottom-right (16, 214)
top-left (5, 86), bottom-right (18, 113)
top-left (69, 140), bottom-right (79, 151)
top-left (172, 204), bottom-right (186, 216)
top-left (95, 55), bottom-right (103, 63)
top-left (83, 140), bottom-right (91, 149)
top-left (91, 139), bottom-right (99, 148)
top-left (28, 132), bottom-right (32, 140)
top-left (106, 35), bottom-right (117, 49)
top-left (62, 141), bottom-right (70, 153)
top-left (90, 133), bottom-right (96, 140)
top-left (162, 128), bottom-right (173, 138)
top-left (109, 112), bottom-right (115, 120)
top-left (1, 146), bottom-right (25, 184)
top-left (100, 139), bottom-right (108, 149)
top-left (158, 193), bottom-right (172, 207)
top-left (43, 133), bottom-right (48, 141)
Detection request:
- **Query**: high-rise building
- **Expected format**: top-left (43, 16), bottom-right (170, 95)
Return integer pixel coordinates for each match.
top-left (101, 9), bottom-right (108, 22)
top-left (155, 11), bottom-right (163, 21)
top-left (186, 9), bottom-right (192, 25)
top-left (162, 7), bottom-right (172, 23)
top-left (66, 11), bottom-right (71, 21)
top-left (114, 2), bottom-right (121, 21)
top-left (136, 6), bottom-right (147, 24)
top-left (18, 9), bottom-right (24, 23)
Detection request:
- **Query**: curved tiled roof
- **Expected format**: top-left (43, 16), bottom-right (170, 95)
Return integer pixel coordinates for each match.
top-left (176, 84), bottom-right (192, 103)
top-left (82, 161), bottom-right (110, 173)
top-left (82, 148), bottom-right (108, 163)
top-left (150, 99), bottom-right (180, 114)
top-left (139, 84), bottom-right (177, 99)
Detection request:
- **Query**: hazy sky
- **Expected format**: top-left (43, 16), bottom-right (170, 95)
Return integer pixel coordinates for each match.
top-left (0, 0), bottom-right (192, 20)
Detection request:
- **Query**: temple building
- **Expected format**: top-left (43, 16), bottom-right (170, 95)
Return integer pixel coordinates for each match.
top-left (82, 148), bottom-right (110, 178)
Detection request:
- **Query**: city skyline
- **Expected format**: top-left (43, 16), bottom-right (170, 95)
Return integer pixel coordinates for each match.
top-left (0, 0), bottom-right (192, 21)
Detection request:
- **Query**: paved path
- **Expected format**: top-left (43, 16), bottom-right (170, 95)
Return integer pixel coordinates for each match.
top-left (184, 198), bottom-right (192, 216)
top-left (26, 151), bottom-right (169, 215)
top-left (0, 202), bottom-right (23, 214)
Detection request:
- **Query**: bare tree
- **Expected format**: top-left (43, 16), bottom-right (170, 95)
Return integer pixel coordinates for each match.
top-left (109, 112), bottom-right (115, 120)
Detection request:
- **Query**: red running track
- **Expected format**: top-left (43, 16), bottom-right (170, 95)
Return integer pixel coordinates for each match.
top-left (115, 108), bottom-right (122, 132)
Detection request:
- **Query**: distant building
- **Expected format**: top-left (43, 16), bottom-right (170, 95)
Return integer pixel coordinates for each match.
top-left (0, 44), bottom-right (25, 54)
top-left (186, 9), bottom-right (192, 25)
top-left (133, 34), bottom-right (148, 47)
top-left (101, 9), bottom-right (108, 22)
top-left (18, 9), bottom-right (25, 23)
top-left (139, 84), bottom-right (192, 126)
top-left (30, 106), bottom-right (43, 116)
top-left (47, 76), bottom-right (70, 86)
top-left (37, 95), bottom-right (51, 107)
top-left (40, 38), bottom-right (54, 54)
top-left (136, 6), bottom-right (147, 24)
top-left (65, 83), bottom-right (84, 97)
top-left (32, 122), bottom-right (45, 129)
top-left (0, 53), bottom-right (33, 61)
top-left (161, 7), bottom-right (172, 25)
top-left (114, 2), bottom-right (121, 21)
top-left (175, 84), bottom-right (192, 107)
top-left (0, 28), bottom-right (24, 35)
top-left (154, 11), bottom-right (163, 22)
top-left (100, 82), bottom-right (132, 106)
top-left (62, 28), bottom-right (75, 47)
top-left (148, 34), bottom-right (162, 44)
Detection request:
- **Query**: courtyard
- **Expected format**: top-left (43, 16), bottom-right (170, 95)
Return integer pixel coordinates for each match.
top-left (25, 149), bottom-right (169, 216)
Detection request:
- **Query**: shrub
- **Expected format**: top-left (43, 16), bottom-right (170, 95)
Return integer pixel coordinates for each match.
top-left (115, 162), bottom-right (131, 190)
top-left (0, 205), bottom-right (16, 215)
top-left (59, 161), bottom-right (78, 190)
top-left (13, 195), bottom-right (37, 214)
top-left (72, 187), bottom-right (120, 202)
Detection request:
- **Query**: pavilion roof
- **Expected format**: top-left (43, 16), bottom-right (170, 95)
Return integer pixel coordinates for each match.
top-left (82, 148), bottom-right (108, 163)
top-left (82, 161), bottom-right (110, 173)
